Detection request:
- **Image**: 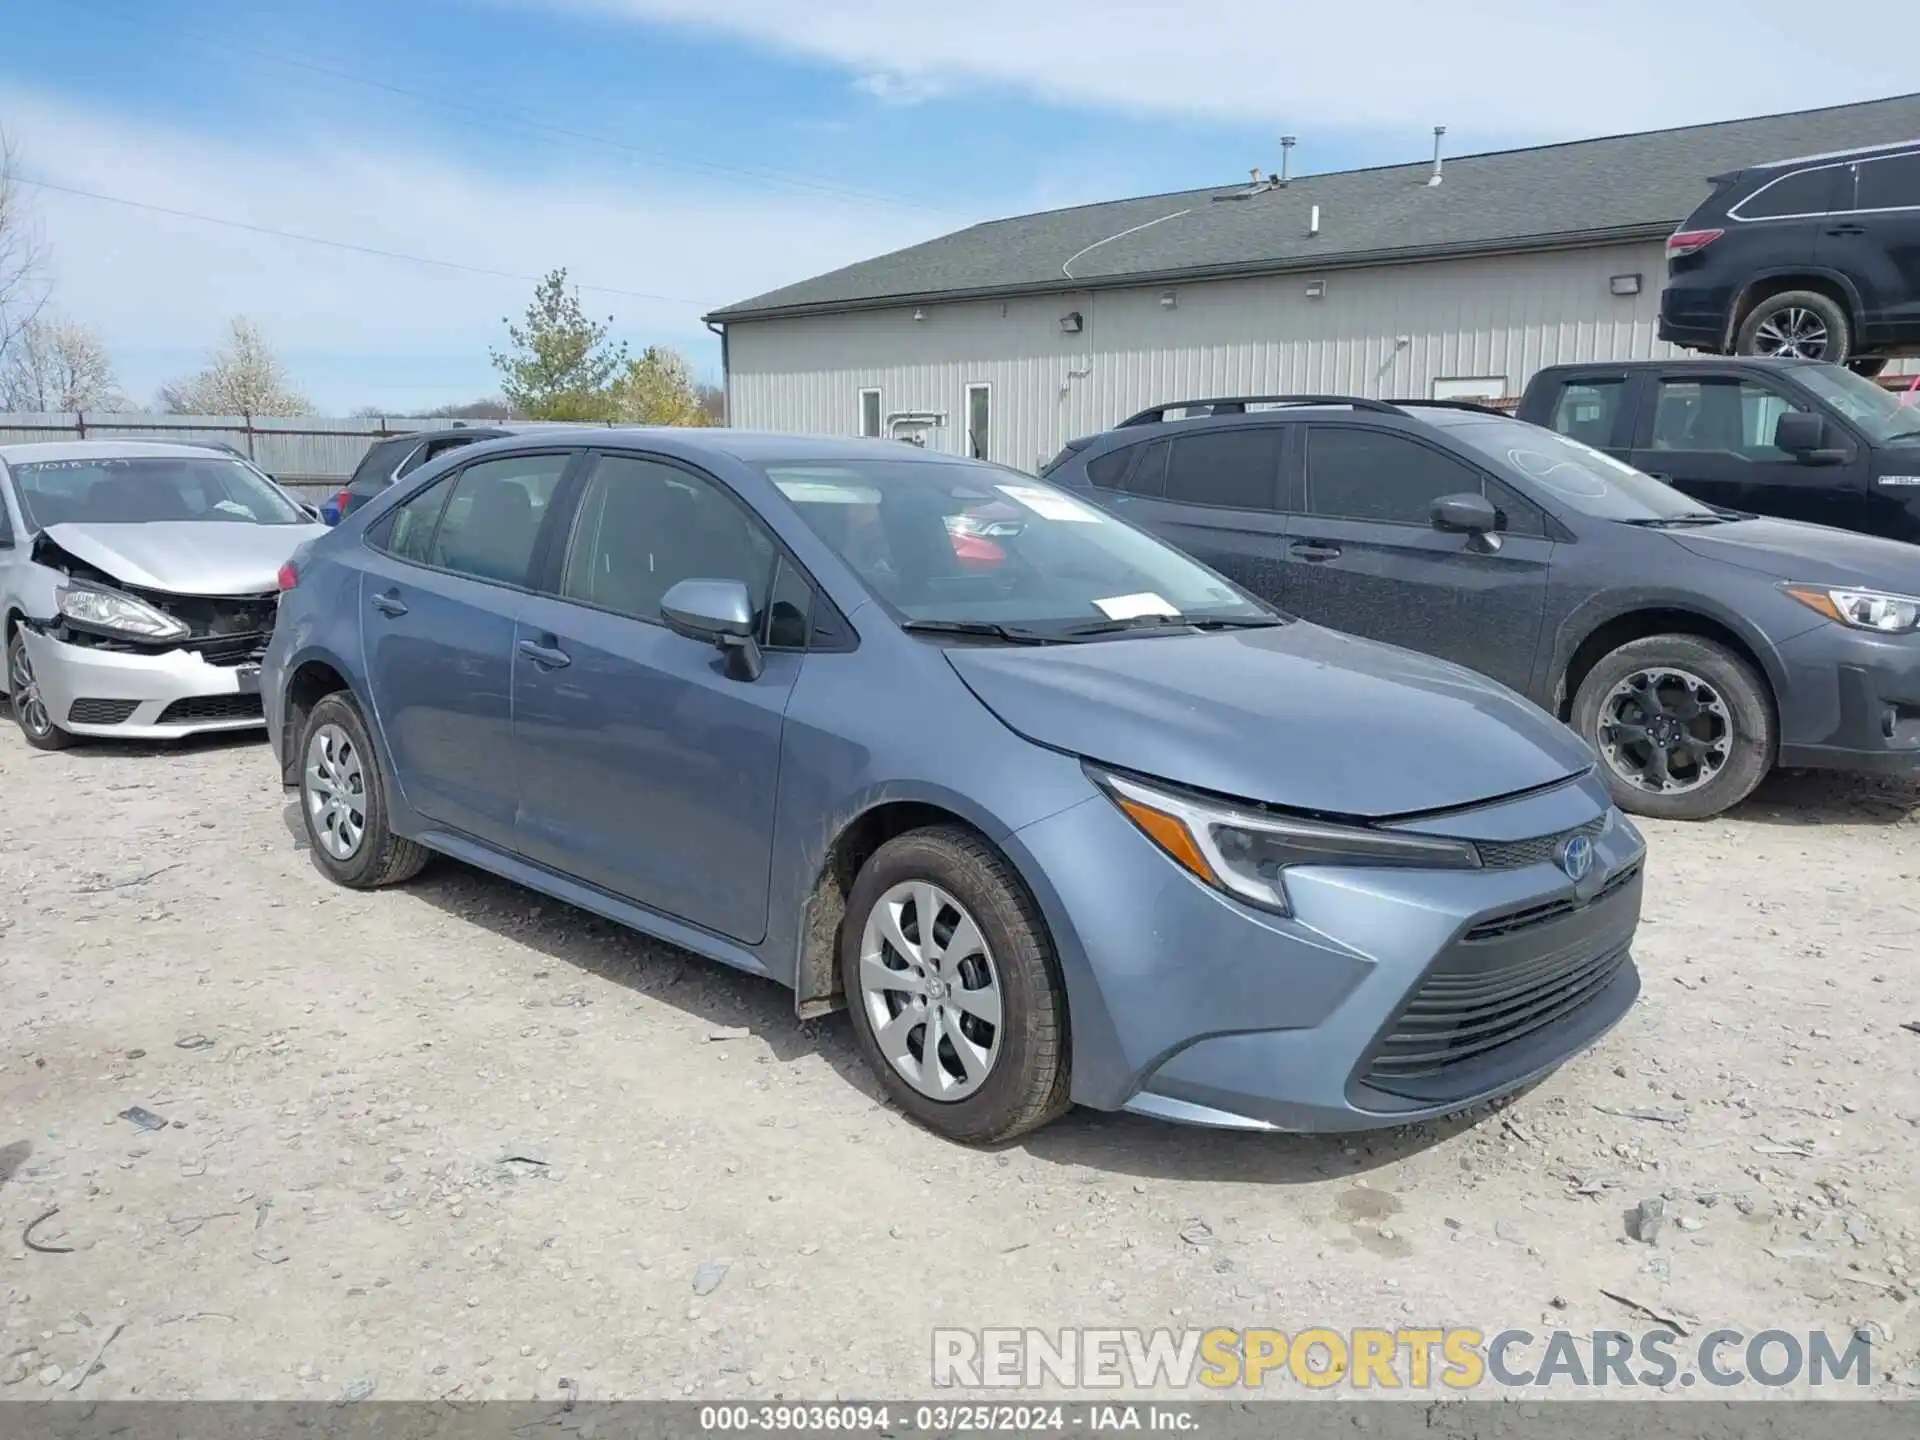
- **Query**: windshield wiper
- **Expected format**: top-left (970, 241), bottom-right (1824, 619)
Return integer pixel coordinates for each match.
top-left (1619, 513), bottom-right (1726, 527)
top-left (899, 619), bottom-right (1065, 645)
top-left (1054, 613), bottom-right (1284, 639)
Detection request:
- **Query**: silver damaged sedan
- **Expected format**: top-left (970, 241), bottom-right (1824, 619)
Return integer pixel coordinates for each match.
top-left (0, 441), bottom-right (326, 748)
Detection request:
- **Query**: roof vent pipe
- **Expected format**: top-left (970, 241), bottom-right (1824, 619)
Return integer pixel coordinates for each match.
top-left (1279, 136), bottom-right (1296, 186)
top-left (1429, 125), bottom-right (1446, 186)
top-left (1250, 167), bottom-right (1264, 186)
top-left (1309, 204), bottom-right (1320, 237)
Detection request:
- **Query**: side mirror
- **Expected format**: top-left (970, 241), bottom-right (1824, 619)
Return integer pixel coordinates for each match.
top-left (661, 578), bottom-right (763, 681)
top-left (1774, 410), bottom-right (1832, 460)
top-left (1431, 492), bottom-right (1498, 535)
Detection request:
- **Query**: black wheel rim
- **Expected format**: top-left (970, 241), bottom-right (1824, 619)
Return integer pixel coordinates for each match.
top-left (1597, 667), bottom-right (1732, 797)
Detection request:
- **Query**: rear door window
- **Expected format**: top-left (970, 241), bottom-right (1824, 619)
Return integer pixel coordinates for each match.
top-left (426, 453), bottom-right (572, 587)
top-left (1852, 151), bottom-right (1920, 212)
top-left (1548, 379), bottom-right (1629, 449)
top-left (1162, 428), bottom-right (1282, 510)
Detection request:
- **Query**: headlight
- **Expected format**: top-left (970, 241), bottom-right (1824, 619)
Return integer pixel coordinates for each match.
top-left (1784, 584), bottom-right (1920, 634)
top-left (1091, 767), bottom-right (1480, 917)
top-left (56, 582), bottom-right (190, 641)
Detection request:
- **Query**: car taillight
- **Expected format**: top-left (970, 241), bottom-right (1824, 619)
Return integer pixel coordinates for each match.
top-left (331, 489), bottom-right (352, 516)
top-left (277, 562), bottom-right (299, 592)
top-left (1666, 228), bottom-right (1723, 258)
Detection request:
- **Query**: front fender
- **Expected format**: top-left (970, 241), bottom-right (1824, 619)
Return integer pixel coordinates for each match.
top-left (1549, 587), bottom-right (1792, 710)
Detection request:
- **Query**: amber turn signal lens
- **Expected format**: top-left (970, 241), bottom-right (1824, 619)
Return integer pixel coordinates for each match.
top-left (1114, 795), bottom-right (1218, 885)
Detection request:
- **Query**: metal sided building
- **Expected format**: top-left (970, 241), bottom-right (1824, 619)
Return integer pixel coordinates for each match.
top-left (706, 94), bottom-right (1920, 474)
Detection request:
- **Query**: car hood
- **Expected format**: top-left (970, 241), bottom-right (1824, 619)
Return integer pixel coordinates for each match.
top-left (1668, 515), bottom-right (1920, 589)
top-left (36, 520), bottom-right (328, 596)
top-left (945, 622), bottom-right (1593, 819)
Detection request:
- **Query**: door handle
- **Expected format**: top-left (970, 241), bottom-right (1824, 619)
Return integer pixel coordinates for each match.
top-left (369, 590), bottom-right (408, 617)
top-left (516, 637), bottom-right (572, 669)
top-left (1823, 223), bottom-right (1866, 236)
top-left (1288, 541), bottom-right (1342, 562)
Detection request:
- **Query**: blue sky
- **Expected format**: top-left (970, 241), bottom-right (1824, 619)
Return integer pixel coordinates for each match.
top-left (1, 0), bottom-right (1906, 413)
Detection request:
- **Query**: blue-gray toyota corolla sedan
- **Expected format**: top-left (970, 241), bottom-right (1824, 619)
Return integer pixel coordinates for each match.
top-left (264, 429), bottom-right (1645, 1144)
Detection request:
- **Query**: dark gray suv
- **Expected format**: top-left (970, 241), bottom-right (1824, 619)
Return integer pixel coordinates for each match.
top-left (1045, 395), bottom-right (1920, 820)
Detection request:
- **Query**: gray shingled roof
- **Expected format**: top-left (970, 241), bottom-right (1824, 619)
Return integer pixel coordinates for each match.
top-left (709, 94), bottom-right (1920, 323)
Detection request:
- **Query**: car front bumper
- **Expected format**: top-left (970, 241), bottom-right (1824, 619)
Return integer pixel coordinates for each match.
top-left (1774, 625), bottom-right (1920, 774)
top-left (1008, 768), bottom-right (1644, 1133)
top-left (18, 628), bottom-right (266, 740)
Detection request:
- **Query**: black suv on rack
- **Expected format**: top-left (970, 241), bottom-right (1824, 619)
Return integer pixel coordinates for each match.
top-left (1659, 139), bottom-right (1920, 372)
top-left (1043, 394), bottom-right (1920, 820)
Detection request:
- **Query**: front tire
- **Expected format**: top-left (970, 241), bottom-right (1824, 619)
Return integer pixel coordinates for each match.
top-left (1571, 634), bottom-right (1773, 820)
top-left (841, 826), bottom-right (1070, 1144)
top-left (7, 630), bottom-right (73, 751)
top-left (1735, 290), bottom-right (1850, 363)
top-left (297, 691), bottom-right (429, 888)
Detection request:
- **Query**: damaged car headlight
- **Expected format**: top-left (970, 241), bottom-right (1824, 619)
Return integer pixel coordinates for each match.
top-left (1090, 766), bottom-right (1481, 917)
top-left (56, 582), bottom-right (191, 642)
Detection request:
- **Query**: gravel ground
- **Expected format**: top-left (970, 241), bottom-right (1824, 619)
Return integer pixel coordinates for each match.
top-left (2, 722), bottom-right (1918, 1403)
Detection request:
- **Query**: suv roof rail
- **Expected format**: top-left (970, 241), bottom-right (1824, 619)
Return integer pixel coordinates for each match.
top-left (1386, 398), bottom-right (1504, 414)
top-left (1117, 394), bottom-right (1405, 426)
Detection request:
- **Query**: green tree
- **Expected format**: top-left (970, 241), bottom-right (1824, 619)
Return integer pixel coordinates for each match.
top-left (490, 269), bottom-right (626, 420)
top-left (616, 345), bottom-right (709, 426)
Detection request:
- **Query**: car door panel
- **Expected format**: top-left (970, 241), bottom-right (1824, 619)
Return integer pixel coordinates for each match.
top-left (509, 451), bottom-right (799, 947)
top-left (1817, 151), bottom-right (1920, 337)
top-left (1099, 427), bottom-right (1293, 600)
top-left (1289, 425), bottom-right (1551, 697)
top-left (360, 554), bottom-right (523, 848)
top-left (1628, 369), bottom-right (1864, 528)
top-left (511, 599), bottom-right (798, 945)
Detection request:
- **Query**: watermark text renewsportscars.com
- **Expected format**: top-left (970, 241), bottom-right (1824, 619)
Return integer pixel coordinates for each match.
top-left (932, 1326), bottom-right (1873, 1391)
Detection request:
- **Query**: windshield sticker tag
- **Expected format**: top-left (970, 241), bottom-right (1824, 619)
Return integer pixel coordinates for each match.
top-left (996, 484), bottom-right (1101, 522)
top-left (1876, 475), bottom-right (1920, 486)
top-left (1093, 592), bottom-right (1180, 620)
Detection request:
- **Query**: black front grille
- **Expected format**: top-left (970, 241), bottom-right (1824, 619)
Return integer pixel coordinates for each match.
top-left (1475, 816), bottom-right (1607, 871)
top-left (184, 632), bottom-right (269, 666)
top-left (1462, 862), bottom-right (1641, 941)
top-left (156, 693), bottom-right (264, 725)
top-left (1365, 938), bottom-right (1633, 1087)
top-left (67, 698), bottom-right (139, 726)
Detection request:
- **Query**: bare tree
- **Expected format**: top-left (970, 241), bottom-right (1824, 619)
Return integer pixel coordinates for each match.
top-left (159, 316), bottom-right (311, 416)
top-left (0, 130), bottom-right (51, 373)
top-left (0, 315), bottom-right (123, 412)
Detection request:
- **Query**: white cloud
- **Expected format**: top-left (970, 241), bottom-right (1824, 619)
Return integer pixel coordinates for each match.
top-left (557, 0), bottom-right (1912, 137)
top-left (4, 91), bottom-right (946, 412)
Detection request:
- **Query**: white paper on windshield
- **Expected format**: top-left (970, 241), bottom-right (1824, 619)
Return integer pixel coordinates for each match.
top-left (996, 484), bottom-right (1101, 523)
top-left (1093, 592), bottom-right (1181, 620)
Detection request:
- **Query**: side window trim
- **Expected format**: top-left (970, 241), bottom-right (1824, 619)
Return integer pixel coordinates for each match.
top-left (546, 449), bottom-right (839, 654)
top-left (364, 448), bottom-right (585, 593)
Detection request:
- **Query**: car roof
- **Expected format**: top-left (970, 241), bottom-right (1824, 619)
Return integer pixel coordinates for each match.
top-left (451, 426), bottom-right (986, 467)
top-left (1533, 357), bottom-right (1826, 377)
top-left (0, 439), bottom-right (249, 465)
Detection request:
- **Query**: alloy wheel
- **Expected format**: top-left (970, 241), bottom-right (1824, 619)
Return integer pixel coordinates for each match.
top-left (858, 880), bottom-right (1004, 1102)
top-left (1597, 667), bottom-right (1732, 796)
top-left (1752, 307), bottom-right (1829, 359)
top-left (7, 639), bottom-right (53, 740)
top-left (304, 722), bottom-right (368, 860)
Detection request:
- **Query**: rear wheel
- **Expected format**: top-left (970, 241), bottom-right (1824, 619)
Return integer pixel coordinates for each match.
top-left (7, 630), bottom-right (73, 751)
top-left (841, 826), bottom-right (1070, 1144)
top-left (1735, 290), bottom-right (1850, 363)
top-left (1571, 634), bottom-right (1773, 821)
top-left (297, 691), bottom-right (429, 887)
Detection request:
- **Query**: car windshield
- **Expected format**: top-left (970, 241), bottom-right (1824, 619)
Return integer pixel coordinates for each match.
top-left (1791, 365), bottom-right (1920, 442)
top-left (10, 455), bottom-right (309, 530)
top-left (1431, 414), bottom-right (1713, 521)
top-left (763, 458), bottom-right (1273, 632)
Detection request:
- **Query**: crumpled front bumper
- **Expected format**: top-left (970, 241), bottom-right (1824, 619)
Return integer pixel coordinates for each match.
top-left (18, 628), bottom-right (265, 739)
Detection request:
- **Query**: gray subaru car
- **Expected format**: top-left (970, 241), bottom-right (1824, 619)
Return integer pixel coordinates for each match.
top-left (264, 430), bottom-right (1643, 1144)
top-left (1045, 395), bottom-right (1920, 821)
